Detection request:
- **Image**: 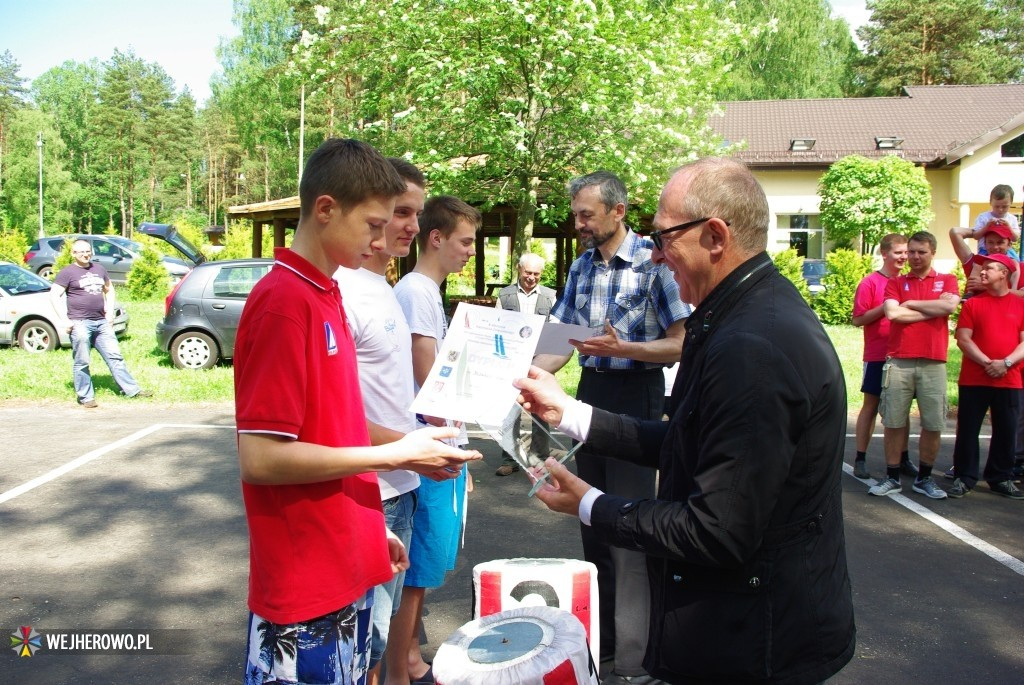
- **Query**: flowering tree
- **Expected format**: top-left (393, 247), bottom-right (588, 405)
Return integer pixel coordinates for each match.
top-left (818, 154), bottom-right (933, 254)
top-left (294, 0), bottom-right (745, 261)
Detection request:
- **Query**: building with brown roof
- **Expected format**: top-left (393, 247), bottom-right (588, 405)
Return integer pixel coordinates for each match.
top-left (709, 84), bottom-right (1024, 265)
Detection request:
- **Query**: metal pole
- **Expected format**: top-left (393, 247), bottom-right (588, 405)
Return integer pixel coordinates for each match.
top-left (37, 132), bottom-right (44, 238)
top-left (298, 84), bottom-right (305, 188)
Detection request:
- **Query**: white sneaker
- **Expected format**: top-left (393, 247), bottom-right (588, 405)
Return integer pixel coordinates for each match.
top-left (868, 477), bottom-right (902, 496)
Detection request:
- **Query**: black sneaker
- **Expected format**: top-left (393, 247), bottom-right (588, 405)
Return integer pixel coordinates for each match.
top-left (989, 480), bottom-right (1024, 500)
top-left (943, 466), bottom-right (955, 480)
top-left (900, 458), bottom-right (919, 477)
top-left (946, 478), bottom-right (971, 499)
top-left (853, 461), bottom-right (871, 479)
top-left (1012, 462), bottom-right (1024, 484)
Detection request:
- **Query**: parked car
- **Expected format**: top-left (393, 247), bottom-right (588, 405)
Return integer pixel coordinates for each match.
top-left (24, 224), bottom-right (205, 284)
top-left (0, 261), bottom-right (129, 353)
top-left (156, 258), bottom-right (273, 369)
top-left (802, 259), bottom-right (827, 296)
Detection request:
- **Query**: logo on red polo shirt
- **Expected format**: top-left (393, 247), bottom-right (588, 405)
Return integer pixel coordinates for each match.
top-left (324, 322), bottom-right (338, 356)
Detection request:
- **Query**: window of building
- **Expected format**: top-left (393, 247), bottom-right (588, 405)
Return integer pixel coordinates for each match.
top-left (775, 215), bottom-right (823, 258)
top-left (1002, 134), bottom-right (1024, 158)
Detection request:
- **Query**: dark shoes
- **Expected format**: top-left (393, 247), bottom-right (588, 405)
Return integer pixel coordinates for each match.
top-left (946, 478), bottom-right (971, 499)
top-left (900, 457), bottom-right (919, 477)
top-left (495, 463), bottom-right (520, 477)
top-left (132, 390), bottom-right (154, 398)
top-left (989, 480), bottom-right (1024, 500)
top-left (853, 460), bottom-right (871, 479)
top-left (78, 399), bottom-right (99, 409)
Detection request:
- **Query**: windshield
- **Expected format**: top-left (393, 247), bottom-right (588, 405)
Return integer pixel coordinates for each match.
top-left (802, 261), bottom-right (826, 278)
top-left (0, 264), bottom-right (52, 295)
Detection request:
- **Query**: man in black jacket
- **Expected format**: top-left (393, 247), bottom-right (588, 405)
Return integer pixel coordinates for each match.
top-left (517, 158), bottom-right (855, 685)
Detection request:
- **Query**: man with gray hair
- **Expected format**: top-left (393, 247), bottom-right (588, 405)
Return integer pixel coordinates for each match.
top-left (536, 170), bottom-right (689, 684)
top-left (519, 158), bottom-right (855, 684)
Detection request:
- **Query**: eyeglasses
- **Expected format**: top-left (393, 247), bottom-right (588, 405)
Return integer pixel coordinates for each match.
top-left (646, 217), bottom-right (729, 251)
top-left (72, 250), bottom-right (92, 255)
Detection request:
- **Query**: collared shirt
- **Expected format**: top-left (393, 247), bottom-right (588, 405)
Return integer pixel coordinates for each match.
top-left (884, 268), bottom-right (959, 362)
top-left (551, 230), bottom-right (690, 370)
top-left (494, 282), bottom-right (542, 316)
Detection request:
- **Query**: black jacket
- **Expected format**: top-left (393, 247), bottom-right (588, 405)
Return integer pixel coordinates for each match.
top-left (586, 252), bottom-right (855, 684)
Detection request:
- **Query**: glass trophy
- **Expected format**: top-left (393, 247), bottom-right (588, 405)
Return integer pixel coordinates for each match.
top-left (477, 403), bottom-right (582, 497)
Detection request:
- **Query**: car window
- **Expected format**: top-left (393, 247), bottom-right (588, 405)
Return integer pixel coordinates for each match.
top-left (211, 265), bottom-right (271, 298)
top-left (0, 264), bottom-right (51, 295)
top-left (47, 238), bottom-right (65, 251)
top-left (93, 240), bottom-right (125, 259)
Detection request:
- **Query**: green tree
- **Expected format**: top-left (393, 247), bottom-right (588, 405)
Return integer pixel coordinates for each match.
top-left (818, 155), bottom-right (933, 254)
top-left (0, 108), bottom-right (79, 237)
top-left (295, 0), bottom-right (745, 266)
top-left (0, 51), bottom-right (29, 212)
top-left (0, 228), bottom-right (28, 264)
top-left (857, 0), bottom-right (1022, 94)
top-left (717, 0), bottom-right (860, 100)
top-left (811, 248), bottom-right (873, 325)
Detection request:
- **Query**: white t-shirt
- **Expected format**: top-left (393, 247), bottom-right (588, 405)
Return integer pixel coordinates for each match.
top-left (973, 210), bottom-right (1020, 233)
top-left (395, 271), bottom-right (467, 445)
top-left (336, 266), bottom-right (419, 500)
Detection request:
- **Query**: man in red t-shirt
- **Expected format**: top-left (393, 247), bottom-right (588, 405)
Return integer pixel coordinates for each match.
top-left (872, 231), bottom-right (960, 500)
top-left (234, 138), bottom-right (480, 685)
top-left (948, 254), bottom-right (1024, 499)
top-left (852, 233), bottom-right (910, 480)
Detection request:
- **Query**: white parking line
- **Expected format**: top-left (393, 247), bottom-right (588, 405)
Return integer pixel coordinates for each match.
top-left (0, 423), bottom-right (234, 505)
top-left (844, 463), bottom-right (1024, 577)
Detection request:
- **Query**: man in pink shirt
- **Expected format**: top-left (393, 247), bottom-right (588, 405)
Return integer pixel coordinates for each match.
top-left (852, 233), bottom-right (910, 480)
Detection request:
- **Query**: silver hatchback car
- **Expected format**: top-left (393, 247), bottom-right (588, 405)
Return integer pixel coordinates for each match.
top-left (0, 261), bottom-right (129, 352)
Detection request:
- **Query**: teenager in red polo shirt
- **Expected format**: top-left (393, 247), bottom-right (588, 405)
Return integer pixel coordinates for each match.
top-left (234, 139), bottom-right (480, 685)
top-left (948, 253), bottom-right (1024, 499)
top-left (872, 231), bottom-right (960, 500)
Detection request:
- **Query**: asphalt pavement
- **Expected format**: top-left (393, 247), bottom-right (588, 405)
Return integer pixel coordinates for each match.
top-left (1, 401), bottom-right (1022, 684)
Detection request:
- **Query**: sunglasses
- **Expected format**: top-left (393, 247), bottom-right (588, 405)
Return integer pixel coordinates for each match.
top-left (645, 217), bottom-right (729, 251)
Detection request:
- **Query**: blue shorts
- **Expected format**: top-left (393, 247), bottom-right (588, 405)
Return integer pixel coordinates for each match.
top-left (370, 490), bottom-right (417, 665)
top-left (244, 592), bottom-right (373, 685)
top-left (404, 471), bottom-right (466, 589)
top-left (861, 361), bottom-right (884, 397)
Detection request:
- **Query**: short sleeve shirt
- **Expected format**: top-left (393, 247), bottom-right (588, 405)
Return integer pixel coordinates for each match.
top-left (550, 230), bottom-right (690, 370)
top-left (234, 248), bottom-right (391, 624)
top-left (54, 263), bottom-right (109, 320)
top-left (884, 269), bottom-right (959, 362)
top-left (853, 271), bottom-right (892, 362)
top-left (956, 291), bottom-right (1024, 388)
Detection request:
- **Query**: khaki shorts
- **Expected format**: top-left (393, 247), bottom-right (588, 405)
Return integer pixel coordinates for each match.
top-left (879, 358), bottom-right (948, 432)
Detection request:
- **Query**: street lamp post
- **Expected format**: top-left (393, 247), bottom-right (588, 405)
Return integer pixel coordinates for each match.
top-left (37, 132), bottom-right (44, 238)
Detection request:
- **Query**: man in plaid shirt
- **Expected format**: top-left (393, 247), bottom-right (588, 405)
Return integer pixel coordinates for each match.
top-left (537, 170), bottom-right (689, 685)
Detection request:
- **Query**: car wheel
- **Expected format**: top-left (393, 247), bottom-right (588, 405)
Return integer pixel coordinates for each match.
top-left (17, 319), bottom-right (58, 353)
top-left (37, 265), bottom-right (53, 279)
top-left (170, 331), bottom-right (219, 370)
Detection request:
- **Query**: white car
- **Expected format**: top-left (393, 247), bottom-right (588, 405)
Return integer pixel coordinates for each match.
top-left (0, 261), bottom-right (129, 352)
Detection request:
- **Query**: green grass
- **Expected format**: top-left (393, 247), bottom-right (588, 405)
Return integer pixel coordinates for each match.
top-left (0, 294), bottom-right (962, 413)
top-left (0, 290), bottom-right (236, 404)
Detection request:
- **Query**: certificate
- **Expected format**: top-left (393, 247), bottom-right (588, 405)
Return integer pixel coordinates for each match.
top-left (409, 302), bottom-right (544, 426)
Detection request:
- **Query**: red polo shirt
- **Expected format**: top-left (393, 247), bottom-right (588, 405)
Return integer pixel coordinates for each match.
top-left (234, 247), bottom-right (390, 624)
top-left (956, 291), bottom-right (1024, 388)
top-left (884, 269), bottom-right (959, 362)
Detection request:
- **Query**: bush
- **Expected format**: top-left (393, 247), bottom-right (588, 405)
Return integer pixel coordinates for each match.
top-left (812, 249), bottom-right (873, 325)
top-left (0, 229), bottom-right (28, 265)
top-left (772, 248), bottom-right (811, 304)
top-left (51, 239), bottom-right (73, 279)
top-left (213, 221), bottom-right (278, 261)
top-left (126, 246), bottom-right (170, 300)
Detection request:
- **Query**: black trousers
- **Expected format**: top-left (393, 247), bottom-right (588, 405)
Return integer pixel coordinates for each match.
top-left (576, 367), bottom-right (664, 674)
top-left (953, 385), bottom-right (1018, 488)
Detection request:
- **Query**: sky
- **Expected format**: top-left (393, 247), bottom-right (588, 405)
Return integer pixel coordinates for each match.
top-left (1, 0), bottom-right (870, 107)
top-left (1, 0), bottom-right (238, 105)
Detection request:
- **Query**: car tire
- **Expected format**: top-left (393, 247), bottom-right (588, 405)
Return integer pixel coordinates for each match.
top-left (170, 331), bottom-right (219, 370)
top-left (17, 319), bottom-right (58, 353)
top-left (37, 265), bottom-right (53, 279)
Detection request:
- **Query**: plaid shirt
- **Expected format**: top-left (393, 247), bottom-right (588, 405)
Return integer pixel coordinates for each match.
top-left (551, 229), bottom-right (691, 370)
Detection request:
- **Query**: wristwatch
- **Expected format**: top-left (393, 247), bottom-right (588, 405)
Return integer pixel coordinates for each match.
top-left (1005, 359), bottom-right (1014, 368)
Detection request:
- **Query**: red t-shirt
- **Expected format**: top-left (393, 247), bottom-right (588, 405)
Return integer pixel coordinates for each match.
top-left (234, 248), bottom-right (390, 624)
top-left (853, 270), bottom-right (893, 362)
top-left (885, 269), bottom-right (959, 362)
top-left (956, 291), bottom-right (1024, 388)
